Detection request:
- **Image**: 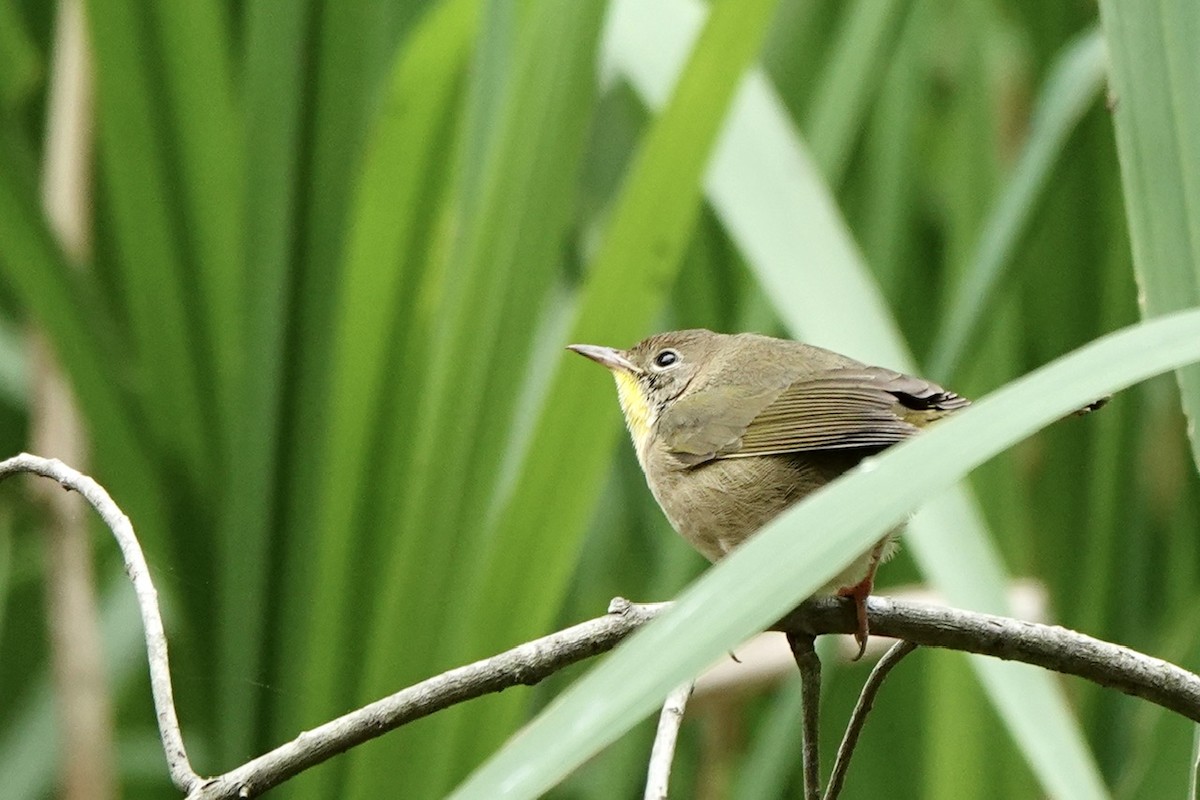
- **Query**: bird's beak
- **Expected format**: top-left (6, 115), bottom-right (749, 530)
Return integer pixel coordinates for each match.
top-left (567, 343), bottom-right (642, 374)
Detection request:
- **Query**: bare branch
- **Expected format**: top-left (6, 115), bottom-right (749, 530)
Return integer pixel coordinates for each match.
top-left (644, 681), bottom-right (695, 800)
top-left (786, 633), bottom-right (822, 800)
top-left (777, 596), bottom-right (1200, 722)
top-left (823, 640), bottom-right (918, 800)
top-left (188, 599), bottom-right (667, 799)
top-left (0, 454), bottom-right (198, 793)
top-left (188, 592), bottom-right (1200, 797)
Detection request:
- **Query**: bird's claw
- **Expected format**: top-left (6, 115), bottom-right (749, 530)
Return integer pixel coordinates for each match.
top-left (837, 581), bottom-right (872, 662)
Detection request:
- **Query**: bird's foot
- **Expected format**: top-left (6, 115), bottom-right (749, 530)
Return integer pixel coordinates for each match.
top-left (836, 578), bottom-right (872, 661)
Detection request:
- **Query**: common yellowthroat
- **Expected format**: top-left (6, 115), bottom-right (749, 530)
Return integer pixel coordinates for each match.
top-left (569, 329), bottom-right (970, 657)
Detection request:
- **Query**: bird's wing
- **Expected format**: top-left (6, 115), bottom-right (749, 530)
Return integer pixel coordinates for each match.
top-left (659, 367), bottom-right (968, 464)
top-left (656, 383), bottom-right (785, 466)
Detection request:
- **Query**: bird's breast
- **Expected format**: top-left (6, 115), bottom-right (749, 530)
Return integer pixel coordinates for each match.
top-left (642, 446), bottom-right (869, 564)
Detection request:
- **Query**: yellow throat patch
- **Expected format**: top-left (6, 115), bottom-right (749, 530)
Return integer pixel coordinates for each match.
top-left (613, 370), bottom-right (653, 448)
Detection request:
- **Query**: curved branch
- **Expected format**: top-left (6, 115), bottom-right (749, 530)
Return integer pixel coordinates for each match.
top-left (0, 453), bottom-right (198, 793)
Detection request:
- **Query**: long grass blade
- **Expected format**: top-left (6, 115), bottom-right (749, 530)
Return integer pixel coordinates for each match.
top-left (927, 29), bottom-right (1107, 381)
top-left (216, 0), bottom-right (314, 764)
top-left (0, 148), bottom-right (167, 539)
top-left (803, 0), bottom-right (911, 186)
top-left (145, 2), bottom-right (244, 445)
top-left (85, 0), bottom-right (213, 480)
top-left (282, 2), bottom-right (478, 796)
top-left (1098, 0), bottom-right (1200, 470)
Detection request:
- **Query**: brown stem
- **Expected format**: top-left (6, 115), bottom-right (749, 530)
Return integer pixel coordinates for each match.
top-left (787, 632), bottom-right (822, 800)
top-left (823, 640), bottom-right (918, 800)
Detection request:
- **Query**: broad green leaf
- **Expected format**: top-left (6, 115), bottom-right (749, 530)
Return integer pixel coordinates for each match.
top-left (146, 2), bottom-right (244, 443)
top-left (1098, 0), bottom-right (1200, 470)
top-left (217, 0), bottom-right (314, 764)
top-left (454, 308), bottom-right (1200, 799)
top-left (86, 0), bottom-right (214, 481)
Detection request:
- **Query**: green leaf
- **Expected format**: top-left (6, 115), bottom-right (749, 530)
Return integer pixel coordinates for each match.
top-left (146, 2), bottom-right (244, 444)
top-left (280, 0), bottom-right (477, 793)
top-left (803, 0), bottom-right (912, 186)
top-left (928, 29), bottom-right (1107, 381)
top-left (86, 0), bottom-right (214, 480)
top-left (453, 308), bottom-right (1200, 800)
top-left (216, 0), bottom-right (314, 764)
top-left (0, 146), bottom-right (168, 542)
top-left (1098, 0), bottom-right (1200, 471)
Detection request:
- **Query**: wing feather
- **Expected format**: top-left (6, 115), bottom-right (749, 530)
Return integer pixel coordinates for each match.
top-left (658, 366), bottom-right (967, 464)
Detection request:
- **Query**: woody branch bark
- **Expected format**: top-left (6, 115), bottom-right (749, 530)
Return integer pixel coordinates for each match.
top-left (5, 453), bottom-right (1200, 799)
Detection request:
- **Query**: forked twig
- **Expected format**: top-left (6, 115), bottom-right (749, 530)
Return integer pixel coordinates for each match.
top-left (823, 640), bottom-right (918, 800)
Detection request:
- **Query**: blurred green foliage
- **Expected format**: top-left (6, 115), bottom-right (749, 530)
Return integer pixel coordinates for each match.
top-left (0, 0), bottom-right (1197, 798)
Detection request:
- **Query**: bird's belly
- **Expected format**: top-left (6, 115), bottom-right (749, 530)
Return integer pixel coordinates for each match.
top-left (646, 451), bottom-right (891, 590)
top-left (649, 457), bottom-right (804, 561)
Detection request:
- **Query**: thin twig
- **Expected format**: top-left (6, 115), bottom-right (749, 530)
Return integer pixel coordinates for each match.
top-left (644, 681), bottom-right (695, 800)
top-left (823, 640), bottom-right (918, 800)
top-left (0, 454), bottom-right (198, 793)
top-left (787, 632), bottom-right (822, 800)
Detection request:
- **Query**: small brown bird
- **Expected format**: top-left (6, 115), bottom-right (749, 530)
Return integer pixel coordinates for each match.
top-left (569, 329), bottom-right (970, 657)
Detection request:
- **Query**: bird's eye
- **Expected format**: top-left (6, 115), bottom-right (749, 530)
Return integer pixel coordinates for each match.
top-left (652, 350), bottom-right (679, 369)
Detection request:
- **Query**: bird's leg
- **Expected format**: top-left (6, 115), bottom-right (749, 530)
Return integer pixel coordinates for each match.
top-left (837, 542), bottom-right (885, 661)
